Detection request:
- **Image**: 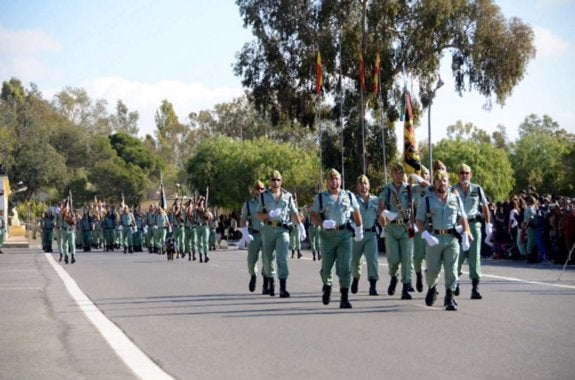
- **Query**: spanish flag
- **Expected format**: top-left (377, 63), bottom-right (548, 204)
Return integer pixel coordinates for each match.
top-left (373, 53), bottom-right (381, 94)
top-left (316, 51), bottom-right (323, 95)
top-left (359, 52), bottom-right (366, 93)
top-left (402, 89), bottom-right (422, 175)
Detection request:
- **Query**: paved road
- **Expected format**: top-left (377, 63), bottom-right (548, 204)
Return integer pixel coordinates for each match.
top-left (1, 243), bottom-right (575, 380)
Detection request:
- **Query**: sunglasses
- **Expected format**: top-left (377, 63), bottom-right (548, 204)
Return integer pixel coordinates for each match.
top-left (271, 178), bottom-right (282, 182)
top-left (459, 172), bottom-right (470, 175)
top-left (256, 187), bottom-right (265, 191)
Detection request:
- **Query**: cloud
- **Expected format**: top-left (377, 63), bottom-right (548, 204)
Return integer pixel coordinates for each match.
top-left (80, 77), bottom-right (245, 136)
top-left (0, 24), bottom-right (61, 55)
top-left (533, 25), bottom-right (571, 58)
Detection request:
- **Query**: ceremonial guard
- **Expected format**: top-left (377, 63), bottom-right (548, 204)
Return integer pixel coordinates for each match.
top-left (61, 201), bottom-right (77, 264)
top-left (80, 209), bottom-right (93, 252)
top-left (411, 166), bottom-right (431, 292)
top-left (453, 163), bottom-right (491, 299)
top-left (171, 199), bottom-right (186, 258)
top-left (307, 206), bottom-right (322, 261)
top-left (378, 163), bottom-right (415, 300)
top-left (120, 205), bottom-right (136, 254)
top-left (415, 170), bottom-right (471, 311)
top-left (41, 210), bottom-right (55, 252)
top-left (311, 169), bottom-right (363, 309)
top-left (154, 207), bottom-right (171, 254)
top-left (240, 180), bottom-right (268, 292)
top-left (145, 204), bottom-right (156, 253)
top-left (257, 170), bottom-right (307, 298)
top-left (132, 209), bottom-right (145, 252)
top-left (103, 206), bottom-right (117, 252)
top-left (183, 199), bottom-right (197, 261)
top-left (351, 175), bottom-right (380, 296)
top-left (195, 196), bottom-right (213, 263)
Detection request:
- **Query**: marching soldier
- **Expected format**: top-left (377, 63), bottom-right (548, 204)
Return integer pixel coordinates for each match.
top-left (183, 199), bottom-right (197, 261)
top-left (41, 210), bottom-right (55, 252)
top-left (120, 205), bottom-right (136, 254)
top-left (133, 209), bottom-right (145, 252)
top-left (351, 175), bottom-right (380, 296)
top-left (103, 206), bottom-right (117, 252)
top-left (61, 201), bottom-right (77, 264)
top-left (378, 163), bottom-right (415, 300)
top-left (171, 199), bottom-right (186, 258)
top-left (411, 166), bottom-right (431, 292)
top-left (307, 206), bottom-right (322, 261)
top-left (195, 196), bottom-right (213, 263)
top-left (415, 169), bottom-right (471, 311)
top-left (145, 204), bottom-right (156, 253)
top-left (154, 207), bottom-right (171, 254)
top-left (311, 169), bottom-right (363, 309)
top-left (80, 210), bottom-right (93, 252)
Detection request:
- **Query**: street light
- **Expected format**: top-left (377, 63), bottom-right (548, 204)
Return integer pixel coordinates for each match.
top-left (428, 77), bottom-right (444, 178)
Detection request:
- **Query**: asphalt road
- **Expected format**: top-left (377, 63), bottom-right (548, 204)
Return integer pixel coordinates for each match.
top-left (1, 242), bottom-right (574, 380)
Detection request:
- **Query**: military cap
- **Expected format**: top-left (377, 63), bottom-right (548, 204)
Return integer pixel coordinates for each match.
top-left (457, 163), bottom-right (472, 173)
top-left (433, 169), bottom-right (449, 181)
top-left (270, 170), bottom-right (282, 180)
top-left (327, 168), bottom-right (341, 179)
top-left (433, 160), bottom-right (447, 172)
top-left (391, 162), bottom-right (405, 173)
top-left (254, 180), bottom-right (264, 189)
top-left (357, 174), bottom-right (369, 185)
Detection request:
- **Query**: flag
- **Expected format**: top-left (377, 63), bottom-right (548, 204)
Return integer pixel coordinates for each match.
top-left (160, 176), bottom-right (167, 210)
top-left (316, 50), bottom-right (323, 95)
top-left (121, 193), bottom-right (125, 209)
top-left (359, 53), bottom-right (366, 93)
top-left (373, 53), bottom-right (381, 94)
top-left (401, 89), bottom-right (422, 175)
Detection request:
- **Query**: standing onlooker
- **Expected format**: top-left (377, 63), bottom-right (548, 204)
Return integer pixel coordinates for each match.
top-left (453, 163), bottom-right (491, 300)
top-left (257, 170), bottom-right (306, 298)
top-left (351, 175), bottom-right (380, 296)
top-left (524, 195), bottom-right (538, 263)
top-left (311, 169), bottom-right (363, 309)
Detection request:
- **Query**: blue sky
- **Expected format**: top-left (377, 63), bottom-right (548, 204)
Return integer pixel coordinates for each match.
top-left (1, 0), bottom-right (573, 145)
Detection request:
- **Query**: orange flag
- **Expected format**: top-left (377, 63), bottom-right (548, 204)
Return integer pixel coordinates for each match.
top-left (402, 89), bottom-right (422, 175)
top-left (373, 53), bottom-right (381, 94)
top-left (359, 53), bottom-right (366, 93)
top-left (316, 51), bottom-right (323, 95)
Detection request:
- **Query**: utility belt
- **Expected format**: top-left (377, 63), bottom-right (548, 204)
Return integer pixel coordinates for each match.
top-left (185, 225), bottom-right (196, 229)
top-left (324, 222), bottom-right (353, 233)
top-left (249, 228), bottom-right (260, 234)
top-left (467, 216), bottom-right (481, 223)
top-left (433, 228), bottom-right (457, 236)
top-left (266, 220), bottom-right (292, 231)
top-left (363, 225), bottom-right (377, 233)
top-left (390, 218), bottom-right (410, 225)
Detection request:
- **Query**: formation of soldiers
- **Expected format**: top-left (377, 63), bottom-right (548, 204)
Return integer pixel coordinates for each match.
top-left (39, 196), bottom-right (216, 263)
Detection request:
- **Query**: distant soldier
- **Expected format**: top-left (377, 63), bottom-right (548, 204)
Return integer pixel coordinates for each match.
top-left (41, 210), bottom-right (55, 253)
top-left (154, 207), bottom-right (171, 254)
top-left (183, 199), bottom-right (197, 261)
top-left (195, 196), bottom-right (213, 263)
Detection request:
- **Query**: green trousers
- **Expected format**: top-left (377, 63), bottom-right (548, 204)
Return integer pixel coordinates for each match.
top-left (384, 224), bottom-right (414, 284)
top-left (319, 229), bottom-right (353, 288)
top-left (351, 231), bottom-right (379, 280)
top-left (426, 234), bottom-right (459, 291)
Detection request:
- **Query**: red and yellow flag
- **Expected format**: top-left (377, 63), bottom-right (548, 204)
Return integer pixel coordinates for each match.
top-left (402, 89), bottom-right (422, 175)
top-left (373, 53), bottom-right (381, 94)
top-left (316, 51), bottom-right (323, 95)
top-left (359, 53), bottom-right (366, 93)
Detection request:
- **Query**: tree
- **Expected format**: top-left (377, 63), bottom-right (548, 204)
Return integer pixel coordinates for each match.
top-left (109, 100), bottom-right (139, 136)
top-left (51, 87), bottom-right (112, 134)
top-left (234, 0), bottom-right (535, 180)
top-left (154, 99), bottom-right (188, 168)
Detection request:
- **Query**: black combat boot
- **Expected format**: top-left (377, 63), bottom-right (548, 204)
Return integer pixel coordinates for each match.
top-left (339, 288), bottom-right (352, 309)
top-left (416, 272), bottom-right (423, 293)
top-left (351, 277), bottom-right (359, 294)
top-left (192, 252), bottom-right (196, 261)
top-left (268, 278), bottom-right (275, 296)
top-left (454, 281), bottom-right (460, 296)
top-left (297, 250), bottom-right (302, 259)
top-left (279, 279), bottom-right (290, 298)
top-left (199, 253), bottom-right (203, 263)
top-left (291, 250), bottom-right (295, 258)
top-left (444, 288), bottom-right (458, 311)
top-left (249, 275), bottom-right (256, 292)
top-left (322, 284), bottom-right (331, 305)
top-left (64, 255), bottom-right (68, 264)
top-left (129, 246), bottom-right (133, 254)
top-left (204, 253), bottom-right (210, 263)
top-left (123, 246), bottom-right (127, 254)
top-left (387, 275), bottom-right (398, 296)
top-left (317, 252), bottom-right (322, 261)
top-left (71, 255), bottom-right (76, 264)
top-left (407, 283), bottom-right (415, 292)
top-left (425, 286), bottom-right (438, 307)
top-left (369, 279), bottom-right (378, 296)
top-left (59, 254), bottom-right (63, 262)
top-left (262, 276), bottom-right (270, 295)
top-left (401, 283), bottom-right (413, 300)
top-left (312, 251), bottom-right (316, 261)
top-left (471, 279), bottom-right (482, 299)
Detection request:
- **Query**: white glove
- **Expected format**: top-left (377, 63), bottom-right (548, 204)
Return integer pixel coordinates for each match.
top-left (455, 225), bottom-right (464, 234)
top-left (268, 209), bottom-right (282, 218)
top-left (118, 225), bottom-right (123, 231)
top-left (241, 227), bottom-right (253, 243)
top-left (354, 225), bottom-right (364, 242)
top-left (461, 231), bottom-right (471, 251)
top-left (422, 230), bottom-right (439, 247)
top-left (322, 219), bottom-right (337, 229)
top-left (412, 224), bottom-right (419, 233)
top-left (382, 210), bottom-right (398, 221)
top-left (484, 231), bottom-right (494, 247)
top-left (380, 227), bottom-right (385, 238)
top-left (297, 223), bottom-right (307, 241)
top-left (410, 174), bottom-right (425, 184)
top-left (485, 222), bottom-right (493, 236)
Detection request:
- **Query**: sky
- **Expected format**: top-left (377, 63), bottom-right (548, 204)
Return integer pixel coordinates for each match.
top-left (1, 0), bottom-right (574, 146)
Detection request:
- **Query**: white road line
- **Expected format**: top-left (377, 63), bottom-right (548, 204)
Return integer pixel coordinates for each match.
top-left (45, 253), bottom-right (174, 380)
top-left (480, 272), bottom-right (575, 289)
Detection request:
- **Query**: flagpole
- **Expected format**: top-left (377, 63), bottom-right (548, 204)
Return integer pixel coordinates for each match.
top-left (359, 53), bottom-right (366, 175)
top-left (379, 78), bottom-right (388, 184)
top-left (339, 42), bottom-right (345, 189)
top-left (316, 50), bottom-right (323, 192)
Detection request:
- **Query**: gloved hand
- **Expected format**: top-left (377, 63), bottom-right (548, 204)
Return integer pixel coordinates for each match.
top-left (297, 223), bottom-right (307, 241)
top-left (380, 227), bottom-right (386, 238)
top-left (485, 222), bottom-right (493, 236)
top-left (241, 227), bottom-right (253, 243)
top-left (322, 219), bottom-right (337, 229)
top-left (461, 231), bottom-right (471, 251)
top-left (455, 225), bottom-right (464, 234)
top-left (354, 225), bottom-right (364, 242)
top-left (268, 209), bottom-right (282, 218)
top-left (382, 210), bottom-right (398, 221)
top-left (421, 230), bottom-right (439, 247)
top-left (412, 224), bottom-right (419, 233)
top-left (410, 174), bottom-right (425, 184)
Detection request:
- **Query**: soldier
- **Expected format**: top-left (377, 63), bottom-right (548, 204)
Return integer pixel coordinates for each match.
top-left (145, 204), bottom-right (156, 253)
top-left (411, 166), bottom-right (431, 292)
top-left (378, 163), bottom-right (415, 300)
top-left (61, 202), bottom-right (77, 264)
top-left (311, 169), bottom-right (363, 309)
top-left (257, 170), bottom-right (306, 298)
top-left (154, 207), bottom-right (171, 254)
top-left (171, 199), bottom-right (186, 258)
top-left (183, 199), bottom-right (197, 261)
top-left (195, 196), bottom-right (213, 263)
top-left (306, 205), bottom-right (322, 261)
top-left (132, 209), bottom-right (145, 252)
top-left (120, 205), bottom-right (136, 254)
top-left (41, 210), bottom-right (55, 252)
top-left (290, 203), bottom-right (304, 259)
top-left (239, 180), bottom-right (268, 292)
top-left (351, 175), bottom-right (381, 296)
top-left (453, 163), bottom-right (491, 299)
top-left (80, 209), bottom-right (93, 252)
top-left (415, 169), bottom-right (471, 311)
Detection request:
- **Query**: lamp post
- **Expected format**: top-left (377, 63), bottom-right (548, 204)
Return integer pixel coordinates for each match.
top-left (428, 77), bottom-right (444, 178)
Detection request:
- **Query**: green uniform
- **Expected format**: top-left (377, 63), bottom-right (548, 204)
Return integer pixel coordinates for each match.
top-left (80, 215), bottom-right (93, 251)
top-left (311, 190), bottom-right (360, 288)
top-left (61, 213), bottom-right (76, 263)
top-left (41, 214), bottom-right (55, 252)
top-left (241, 197), bottom-right (267, 277)
top-left (416, 190), bottom-right (466, 291)
top-left (195, 209), bottom-right (211, 261)
top-left (171, 209), bottom-right (185, 256)
top-left (184, 210), bottom-right (197, 258)
top-left (133, 213), bottom-right (145, 251)
top-left (103, 212), bottom-right (117, 251)
top-left (154, 211), bottom-right (170, 252)
top-left (412, 184), bottom-right (428, 274)
top-left (120, 211), bottom-right (135, 252)
top-left (351, 193), bottom-right (380, 281)
top-left (454, 182), bottom-right (488, 281)
top-left (145, 210), bottom-right (156, 252)
top-left (379, 182), bottom-right (414, 285)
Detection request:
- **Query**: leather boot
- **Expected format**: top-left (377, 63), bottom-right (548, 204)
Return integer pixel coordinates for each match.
top-left (249, 275), bottom-right (256, 292)
top-left (192, 252), bottom-right (196, 261)
top-left (64, 255), bottom-right (68, 264)
top-left (387, 275), bottom-right (398, 296)
top-left (297, 250), bottom-right (302, 259)
top-left (369, 279), bottom-right (378, 296)
top-left (471, 279), bottom-right (482, 299)
top-left (59, 254), bottom-right (62, 262)
top-left (279, 279), bottom-right (290, 298)
top-left (339, 288), bottom-right (352, 309)
top-left (322, 285), bottom-right (331, 305)
top-left (401, 283), bottom-right (413, 300)
top-left (454, 281), bottom-right (460, 296)
top-left (351, 277), bottom-right (359, 294)
top-left (124, 246), bottom-right (127, 254)
top-left (444, 288), bottom-right (458, 311)
top-left (312, 251), bottom-right (316, 261)
top-left (71, 255), bottom-right (76, 264)
top-left (199, 253), bottom-right (203, 263)
top-left (425, 286), bottom-right (438, 307)
top-left (268, 278), bottom-right (275, 296)
top-left (262, 276), bottom-right (270, 295)
top-left (291, 250), bottom-right (295, 258)
top-left (204, 253), bottom-right (210, 263)
top-left (416, 272), bottom-right (423, 293)
top-left (317, 252), bottom-right (322, 261)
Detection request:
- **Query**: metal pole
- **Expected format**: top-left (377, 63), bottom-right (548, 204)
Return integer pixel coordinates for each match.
top-left (428, 103), bottom-right (433, 178)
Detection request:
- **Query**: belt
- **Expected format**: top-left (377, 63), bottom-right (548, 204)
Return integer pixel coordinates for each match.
top-left (325, 224), bottom-right (349, 231)
top-left (468, 216), bottom-right (481, 223)
top-left (249, 229), bottom-right (260, 234)
top-left (433, 228), bottom-right (457, 235)
top-left (266, 221), bottom-right (289, 229)
top-left (390, 219), bottom-right (409, 225)
top-left (364, 226), bottom-right (377, 233)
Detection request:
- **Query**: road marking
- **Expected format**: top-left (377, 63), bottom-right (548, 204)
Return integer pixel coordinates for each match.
top-left (480, 272), bottom-right (575, 289)
top-left (45, 253), bottom-right (174, 380)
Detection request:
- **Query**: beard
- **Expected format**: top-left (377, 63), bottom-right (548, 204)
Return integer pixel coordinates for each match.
top-left (436, 185), bottom-right (447, 194)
